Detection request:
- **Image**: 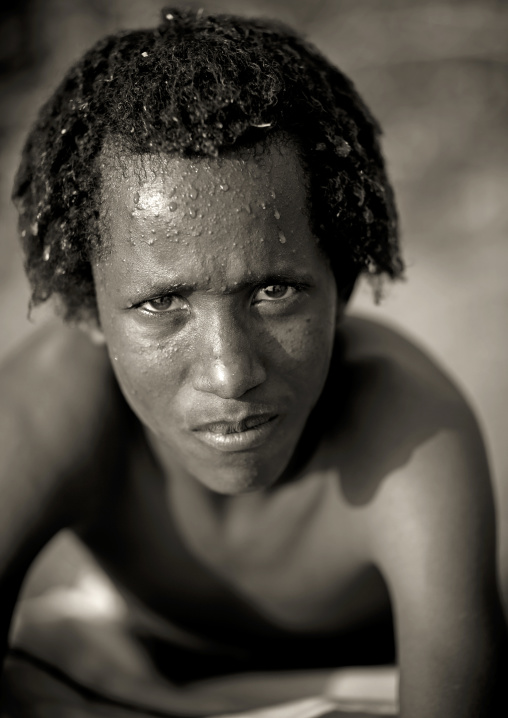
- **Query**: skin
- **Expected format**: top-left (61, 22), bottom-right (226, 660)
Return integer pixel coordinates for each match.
top-left (0, 141), bottom-right (506, 718)
top-left (93, 141), bottom-right (339, 495)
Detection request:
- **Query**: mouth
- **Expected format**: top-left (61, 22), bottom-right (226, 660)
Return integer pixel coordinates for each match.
top-left (192, 413), bottom-right (279, 452)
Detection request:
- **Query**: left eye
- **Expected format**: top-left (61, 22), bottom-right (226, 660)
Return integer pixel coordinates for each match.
top-left (254, 285), bottom-right (296, 302)
top-left (139, 295), bottom-right (186, 313)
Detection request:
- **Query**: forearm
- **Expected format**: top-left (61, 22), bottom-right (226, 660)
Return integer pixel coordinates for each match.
top-left (399, 630), bottom-right (508, 718)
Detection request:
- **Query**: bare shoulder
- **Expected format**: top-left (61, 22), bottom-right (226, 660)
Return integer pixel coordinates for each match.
top-left (340, 312), bottom-right (469, 406)
top-left (335, 313), bottom-right (485, 505)
top-left (336, 319), bottom-right (506, 713)
top-left (0, 323), bottom-right (125, 650)
top-left (337, 313), bottom-right (498, 614)
top-left (334, 313), bottom-right (495, 585)
top-left (0, 321), bottom-right (123, 521)
top-left (0, 319), bottom-right (112, 393)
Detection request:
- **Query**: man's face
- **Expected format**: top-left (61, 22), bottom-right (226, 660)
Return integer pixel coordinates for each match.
top-left (93, 141), bottom-right (339, 494)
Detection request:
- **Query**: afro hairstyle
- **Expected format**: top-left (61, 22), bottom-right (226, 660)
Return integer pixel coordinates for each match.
top-left (13, 6), bottom-right (404, 322)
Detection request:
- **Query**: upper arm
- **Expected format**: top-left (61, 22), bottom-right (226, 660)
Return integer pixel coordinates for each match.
top-left (0, 322), bottom-right (118, 660)
top-left (369, 402), bottom-right (506, 717)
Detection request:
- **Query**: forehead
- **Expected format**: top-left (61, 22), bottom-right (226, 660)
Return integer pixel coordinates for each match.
top-left (96, 139), bottom-right (325, 297)
top-left (99, 138), bottom-right (309, 233)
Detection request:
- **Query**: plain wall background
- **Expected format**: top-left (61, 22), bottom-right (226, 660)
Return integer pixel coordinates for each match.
top-left (1, 0), bottom-right (507, 603)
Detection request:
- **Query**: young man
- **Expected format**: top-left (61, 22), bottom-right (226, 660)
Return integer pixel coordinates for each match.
top-left (0, 8), bottom-right (505, 717)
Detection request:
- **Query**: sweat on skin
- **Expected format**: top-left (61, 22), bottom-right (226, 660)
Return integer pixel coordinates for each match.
top-left (92, 140), bottom-right (340, 496)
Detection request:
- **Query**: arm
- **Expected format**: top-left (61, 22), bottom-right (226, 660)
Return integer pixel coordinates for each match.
top-left (370, 403), bottom-right (507, 717)
top-left (0, 322), bottom-right (118, 666)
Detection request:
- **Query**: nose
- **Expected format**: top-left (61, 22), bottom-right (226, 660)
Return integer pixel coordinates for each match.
top-left (192, 310), bottom-right (267, 399)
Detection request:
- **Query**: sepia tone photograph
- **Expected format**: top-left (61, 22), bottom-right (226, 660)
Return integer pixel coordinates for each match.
top-left (0, 1), bottom-right (507, 716)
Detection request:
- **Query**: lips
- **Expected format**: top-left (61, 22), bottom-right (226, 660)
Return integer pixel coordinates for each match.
top-left (194, 413), bottom-right (276, 435)
top-left (191, 413), bottom-right (280, 452)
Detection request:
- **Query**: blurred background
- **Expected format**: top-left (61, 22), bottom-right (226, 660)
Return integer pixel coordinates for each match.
top-left (1, 0), bottom-right (507, 601)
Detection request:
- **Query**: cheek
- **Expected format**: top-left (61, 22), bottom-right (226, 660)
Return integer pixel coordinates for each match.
top-left (266, 299), bottom-right (337, 387)
top-left (103, 322), bottom-right (189, 427)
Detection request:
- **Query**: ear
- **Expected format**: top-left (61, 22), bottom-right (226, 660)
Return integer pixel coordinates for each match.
top-left (77, 318), bottom-right (106, 346)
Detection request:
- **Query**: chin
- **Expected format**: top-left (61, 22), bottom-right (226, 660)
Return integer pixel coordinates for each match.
top-left (148, 422), bottom-right (299, 496)
top-left (192, 462), bottom-right (281, 496)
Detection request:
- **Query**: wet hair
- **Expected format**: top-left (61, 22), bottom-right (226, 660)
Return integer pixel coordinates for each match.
top-left (13, 7), bottom-right (404, 322)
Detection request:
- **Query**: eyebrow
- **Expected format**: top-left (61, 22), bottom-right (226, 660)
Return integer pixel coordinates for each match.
top-left (127, 270), bottom-right (315, 303)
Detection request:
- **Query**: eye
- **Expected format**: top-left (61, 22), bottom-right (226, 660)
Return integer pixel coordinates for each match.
top-left (254, 284), bottom-right (297, 302)
top-left (139, 295), bottom-right (186, 314)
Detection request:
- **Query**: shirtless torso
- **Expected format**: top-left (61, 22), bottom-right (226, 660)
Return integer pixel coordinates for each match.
top-left (2, 313), bottom-right (503, 716)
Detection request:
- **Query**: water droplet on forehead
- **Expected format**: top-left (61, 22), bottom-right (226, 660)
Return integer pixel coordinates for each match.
top-left (274, 208), bottom-right (280, 220)
top-left (43, 245), bottom-right (51, 261)
top-left (270, 189), bottom-right (276, 200)
top-left (219, 183), bottom-right (229, 192)
top-left (189, 208), bottom-right (197, 218)
top-left (244, 203), bottom-right (252, 214)
top-left (133, 192), bottom-right (140, 204)
top-left (169, 202), bottom-right (178, 212)
top-left (278, 231), bottom-right (287, 244)
top-left (189, 187), bottom-right (199, 200)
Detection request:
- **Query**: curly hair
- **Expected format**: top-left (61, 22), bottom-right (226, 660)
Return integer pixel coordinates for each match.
top-left (13, 6), bottom-right (403, 322)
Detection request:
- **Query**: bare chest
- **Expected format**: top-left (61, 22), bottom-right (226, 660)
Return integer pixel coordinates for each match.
top-left (172, 467), bottom-right (387, 631)
top-left (81, 443), bottom-right (389, 640)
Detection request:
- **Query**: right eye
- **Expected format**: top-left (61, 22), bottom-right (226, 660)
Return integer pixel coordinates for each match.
top-left (138, 295), bottom-right (186, 314)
